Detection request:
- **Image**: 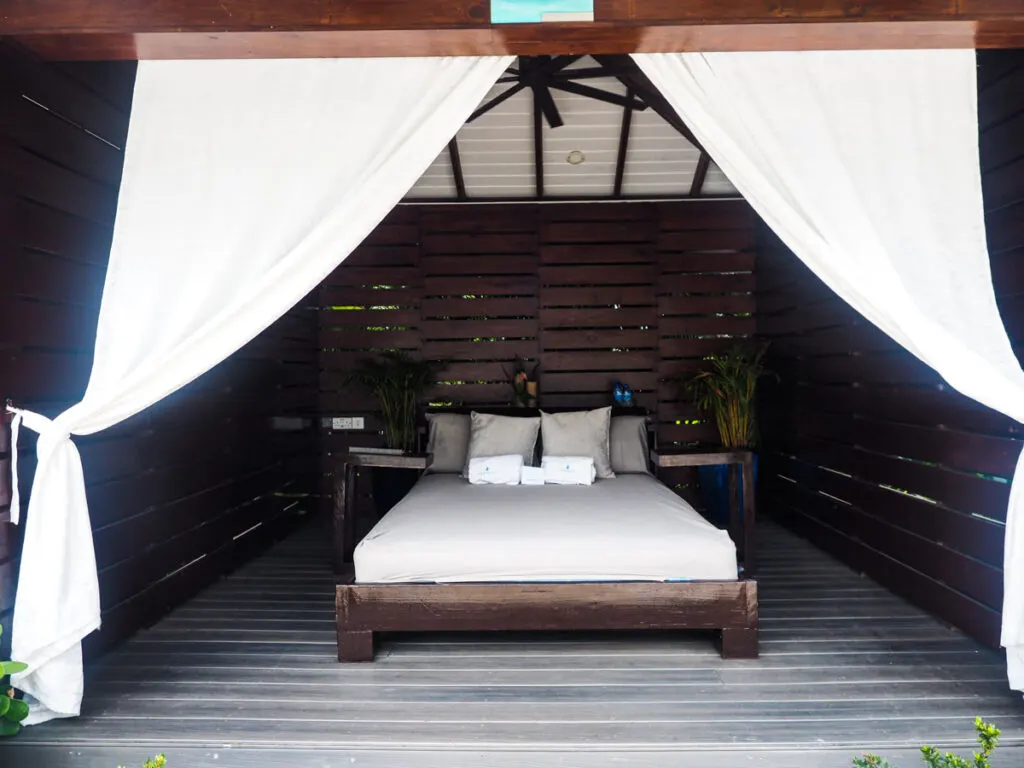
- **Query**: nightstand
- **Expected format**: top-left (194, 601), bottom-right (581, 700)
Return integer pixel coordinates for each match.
top-left (332, 452), bottom-right (432, 573)
top-left (651, 448), bottom-right (756, 575)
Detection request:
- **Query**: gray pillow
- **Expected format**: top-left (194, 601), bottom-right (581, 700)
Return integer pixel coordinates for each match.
top-left (610, 415), bottom-right (651, 475)
top-left (465, 412), bottom-right (541, 474)
top-left (540, 407), bottom-right (615, 479)
top-left (425, 412), bottom-right (470, 473)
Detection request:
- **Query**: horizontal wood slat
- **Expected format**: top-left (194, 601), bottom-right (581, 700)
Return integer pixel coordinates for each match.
top-left (755, 54), bottom-right (1024, 648)
top-left (541, 285), bottom-right (653, 307)
top-left (765, 452), bottom-right (1004, 569)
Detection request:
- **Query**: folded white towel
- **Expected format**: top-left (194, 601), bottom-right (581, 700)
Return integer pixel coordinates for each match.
top-left (541, 455), bottom-right (597, 486)
top-left (468, 454), bottom-right (523, 485)
top-left (520, 466), bottom-right (545, 486)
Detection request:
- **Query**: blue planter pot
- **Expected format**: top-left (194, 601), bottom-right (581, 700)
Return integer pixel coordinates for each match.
top-left (697, 455), bottom-right (758, 528)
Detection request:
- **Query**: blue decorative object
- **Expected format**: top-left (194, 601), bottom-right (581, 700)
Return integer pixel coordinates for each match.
top-left (698, 456), bottom-right (759, 528)
top-left (613, 381), bottom-right (634, 407)
top-left (491, 0), bottom-right (594, 23)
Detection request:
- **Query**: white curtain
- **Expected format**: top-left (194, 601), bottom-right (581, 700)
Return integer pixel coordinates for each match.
top-left (633, 49), bottom-right (1024, 688)
top-left (8, 54), bottom-right (512, 724)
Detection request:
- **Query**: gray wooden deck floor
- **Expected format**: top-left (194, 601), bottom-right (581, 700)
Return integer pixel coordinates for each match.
top-left (6, 517), bottom-right (1024, 767)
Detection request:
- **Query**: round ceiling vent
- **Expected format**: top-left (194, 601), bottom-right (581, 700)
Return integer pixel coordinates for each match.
top-left (566, 150), bottom-right (586, 165)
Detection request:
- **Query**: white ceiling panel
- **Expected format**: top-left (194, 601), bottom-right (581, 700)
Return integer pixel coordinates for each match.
top-left (621, 105), bottom-right (701, 197)
top-left (702, 162), bottom-right (738, 195)
top-left (458, 84), bottom-right (533, 198)
top-left (407, 57), bottom-right (740, 201)
top-left (407, 147), bottom-right (457, 199)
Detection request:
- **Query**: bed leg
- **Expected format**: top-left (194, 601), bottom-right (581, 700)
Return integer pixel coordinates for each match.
top-left (338, 630), bottom-right (374, 662)
top-left (719, 627), bottom-right (758, 659)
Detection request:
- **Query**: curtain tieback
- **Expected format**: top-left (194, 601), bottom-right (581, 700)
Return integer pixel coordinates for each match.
top-left (5, 406), bottom-right (69, 526)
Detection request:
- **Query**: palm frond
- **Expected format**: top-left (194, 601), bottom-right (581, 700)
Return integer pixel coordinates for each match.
top-left (682, 343), bottom-right (774, 449)
top-left (348, 352), bottom-right (449, 451)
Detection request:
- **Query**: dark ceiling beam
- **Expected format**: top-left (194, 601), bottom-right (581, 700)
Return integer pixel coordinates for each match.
top-left (533, 87), bottom-right (544, 199)
top-left (534, 85), bottom-right (564, 128)
top-left (520, 56), bottom-right (565, 129)
top-left (448, 137), bottom-right (467, 201)
top-left (690, 152), bottom-right (711, 197)
top-left (7, 1), bottom-right (1024, 60)
top-left (613, 90), bottom-right (634, 199)
top-left (548, 80), bottom-right (647, 111)
top-left (466, 81), bottom-right (525, 123)
top-left (593, 54), bottom-right (705, 153)
top-left (551, 66), bottom-right (633, 80)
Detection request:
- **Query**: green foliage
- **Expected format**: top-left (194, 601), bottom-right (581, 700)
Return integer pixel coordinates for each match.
top-left (683, 343), bottom-right (772, 449)
top-left (854, 719), bottom-right (1000, 768)
top-left (0, 626), bottom-right (30, 737)
top-left (348, 352), bottom-right (448, 451)
top-left (118, 755), bottom-right (167, 768)
top-left (853, 757), bottom-right (892, 768)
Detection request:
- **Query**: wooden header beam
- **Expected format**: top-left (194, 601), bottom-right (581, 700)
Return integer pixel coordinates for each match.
top-left (5, 0), bottom-right (1024, 60)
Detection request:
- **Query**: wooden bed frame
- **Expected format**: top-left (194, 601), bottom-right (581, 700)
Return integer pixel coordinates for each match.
top-left (333, 408), bottom-right (758, 662)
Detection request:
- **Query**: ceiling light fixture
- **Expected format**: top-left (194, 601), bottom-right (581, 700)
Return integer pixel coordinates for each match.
top-left (566, 150), bottom-right (586, 165)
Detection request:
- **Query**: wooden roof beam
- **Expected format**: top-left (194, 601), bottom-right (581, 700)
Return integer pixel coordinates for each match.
top-left (548, 80), bottom-right (647, 111)
top-left (448, 137), bottom-right (467, 201)
top-left (533, 86), bottom-right (545, 198)
top-left (592, 54), bottom-right (705, 153)
top-left (467, 82), bottom-right (525, 123)
top-left (612, 91), bottom-right (634, 198)
top-left (6, 0), bottom-right (1024, 60)
top-left (690, 152), bottom-right (711, 197)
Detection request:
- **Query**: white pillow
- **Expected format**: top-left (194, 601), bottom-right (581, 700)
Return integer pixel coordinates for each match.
top-left (540, 407), bottom-right (615, 479)
top-left (464, 412), bottom-right (541, 475)
top-left (425, 412), bottom-right (470, 473)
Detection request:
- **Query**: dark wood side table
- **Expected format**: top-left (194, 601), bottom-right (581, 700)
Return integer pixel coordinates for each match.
top-left (333, 452), bottom-right (432, 574)
top-left (650, 448), bottom-right (756, 576)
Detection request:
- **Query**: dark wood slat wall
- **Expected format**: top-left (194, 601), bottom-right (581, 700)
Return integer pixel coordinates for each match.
top-left (0, 43), bottom-right (319, 659)
top-left (755, 49), bottom-right (1024, 648)
top-left (319, 200), bottom-right (755, 510)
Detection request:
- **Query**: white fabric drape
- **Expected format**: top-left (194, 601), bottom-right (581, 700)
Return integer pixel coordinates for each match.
top-left (633, 49), bottom-right (1024, 689)
top-left (9, 55), bottom-right (512, 724)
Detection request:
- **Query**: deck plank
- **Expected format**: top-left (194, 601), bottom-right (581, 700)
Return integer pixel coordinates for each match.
top-left (11, 517), bottom-right (1024, 767)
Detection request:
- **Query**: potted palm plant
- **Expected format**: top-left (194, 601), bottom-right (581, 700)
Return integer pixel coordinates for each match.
top-left (683, 343), bottom-right (771, 526)
top-left (349, 352), bottom-right (448, 514)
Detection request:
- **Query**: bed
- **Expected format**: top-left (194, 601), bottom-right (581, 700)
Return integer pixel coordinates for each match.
top-left (354, 474), bottom-right (739, 583)
top-left (334, 430), bottom-right (758, 662)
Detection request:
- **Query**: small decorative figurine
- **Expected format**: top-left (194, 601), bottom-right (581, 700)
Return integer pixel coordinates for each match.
top-left (613, 381), bottom-right (634, 407)
top-left (504, 356), bottom-right (539, 407)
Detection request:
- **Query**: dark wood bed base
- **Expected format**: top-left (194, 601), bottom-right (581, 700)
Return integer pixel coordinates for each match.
top-left (336, 576), bottom-right (758, 661)
top-left (333, 407), bottom-right (758, 662)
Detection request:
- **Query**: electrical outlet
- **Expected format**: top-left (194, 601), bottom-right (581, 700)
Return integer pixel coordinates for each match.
top-left (332, 417), bottom-right (366, 430)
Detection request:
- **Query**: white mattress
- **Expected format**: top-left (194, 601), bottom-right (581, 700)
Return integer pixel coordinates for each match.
top-left (354, 474), bottom-right (738, 583)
